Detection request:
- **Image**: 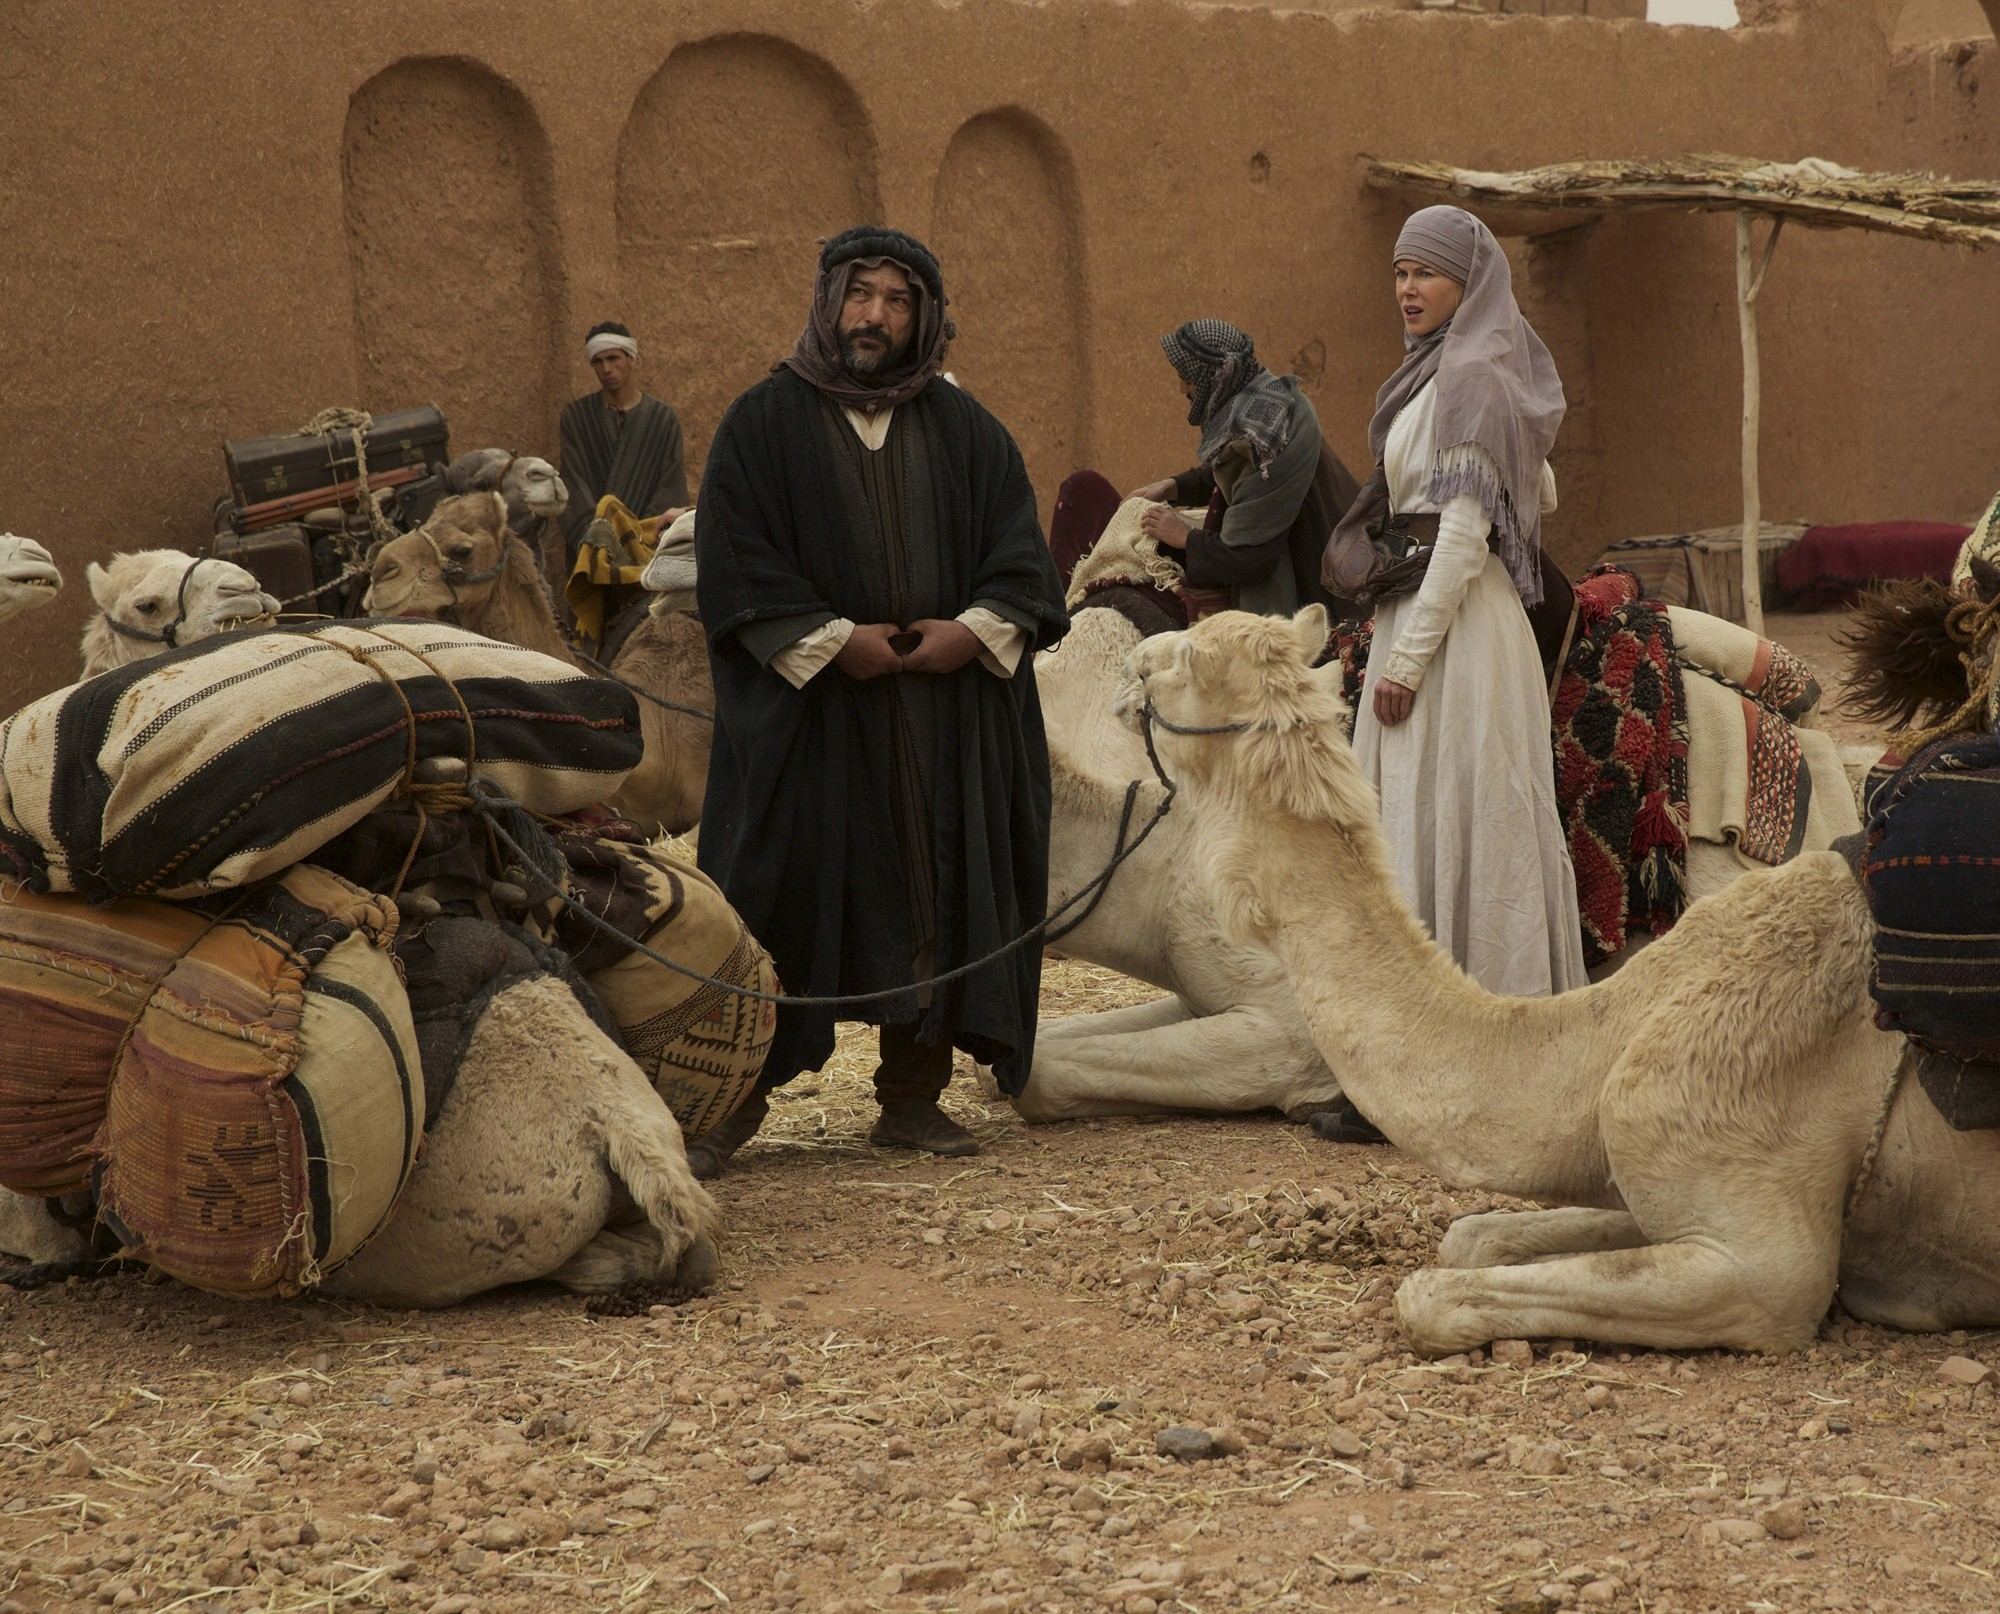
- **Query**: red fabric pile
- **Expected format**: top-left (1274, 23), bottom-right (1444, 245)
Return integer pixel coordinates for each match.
top-left (1776, 521), bottom-right (1973, 610)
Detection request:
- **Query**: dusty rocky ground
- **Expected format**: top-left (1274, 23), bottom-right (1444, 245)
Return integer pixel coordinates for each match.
top-left (4, 609), bottom-right (1997, 1614)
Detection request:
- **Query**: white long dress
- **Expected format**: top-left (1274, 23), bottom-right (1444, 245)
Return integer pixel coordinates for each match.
top-left (1351, 380), bottom-right (1588, 997)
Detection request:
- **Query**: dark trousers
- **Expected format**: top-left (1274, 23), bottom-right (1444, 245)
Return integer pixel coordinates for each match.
top-left (874, 1022), bottom-right (953, 1105)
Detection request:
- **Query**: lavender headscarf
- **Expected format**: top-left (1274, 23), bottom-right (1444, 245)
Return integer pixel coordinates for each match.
top-left (1335, 205), bottom-right (1565, 606)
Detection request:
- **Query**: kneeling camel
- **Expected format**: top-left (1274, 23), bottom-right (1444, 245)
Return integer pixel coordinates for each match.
top-left (0, 970), bottom-right (718, 1309)
top-left (1027, 514), bottom-right (1857, 1123)
top-left (1121, 605), bottom-right (2000, 1354)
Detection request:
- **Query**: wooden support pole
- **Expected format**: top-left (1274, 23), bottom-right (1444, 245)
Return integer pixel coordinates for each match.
top-left (1734, 210), bottom-right (1781, 635)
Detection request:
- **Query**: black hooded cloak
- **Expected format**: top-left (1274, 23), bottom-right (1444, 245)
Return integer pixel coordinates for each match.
top-left (695, 365), bottom-right (1069, 1095)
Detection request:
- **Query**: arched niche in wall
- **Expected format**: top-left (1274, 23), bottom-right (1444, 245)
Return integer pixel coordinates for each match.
top-left (930, 109), bottom-right (1092, 518)
top-left (617, 36), bottom-right (881, 479)
top-left (342, 59), bottom-right (563, 457)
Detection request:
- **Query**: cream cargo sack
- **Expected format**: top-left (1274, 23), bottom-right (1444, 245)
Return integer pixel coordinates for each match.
top-left (552, 832), bottom-right (778, 1141)
top-left (87, 866), bottom-right (423, 1296)
top-left (0, 620), bottom-right (642, 901)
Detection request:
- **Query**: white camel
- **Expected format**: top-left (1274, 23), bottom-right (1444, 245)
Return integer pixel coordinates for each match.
top-left (0, 970), bottom-right (719, 1309)
top-left (1025, 601), bottom-right (1340, 1121)
top-left (1025, 505), bottom-right (1859, 1122)
top-left (78, 550), bottom-right (279, 677)
top-left (0, 535), bottom-right (62, 620)
top-left (1121, 605), bottom-right (2000, 1354)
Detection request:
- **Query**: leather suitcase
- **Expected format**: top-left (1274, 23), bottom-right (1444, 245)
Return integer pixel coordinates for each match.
top-left (387, 471), bottom-right (450, 529)
top-left (224, 406), bottom-right (449, 510)
top-left (211, 526), bottom-right (318, 612)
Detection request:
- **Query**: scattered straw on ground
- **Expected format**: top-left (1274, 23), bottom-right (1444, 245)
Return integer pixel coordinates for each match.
top-left (4, 610), bottom-right (1996, 1614)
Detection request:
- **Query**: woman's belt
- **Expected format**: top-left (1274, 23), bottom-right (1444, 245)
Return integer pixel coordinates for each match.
top-left (1373, 511), bottom-right (1577, 689)
top-left (1368, 511), bottom-right (1451, 602)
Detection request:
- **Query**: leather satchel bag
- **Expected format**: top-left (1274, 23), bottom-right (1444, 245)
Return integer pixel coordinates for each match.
top-left (1323, 510), bottom-right (1450, 611)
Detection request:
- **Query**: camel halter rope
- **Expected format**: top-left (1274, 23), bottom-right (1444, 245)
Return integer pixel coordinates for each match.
top-left (462, 693), bottom-right (1246, 1010)
top-left (102, 555), bottom-right (218, 649)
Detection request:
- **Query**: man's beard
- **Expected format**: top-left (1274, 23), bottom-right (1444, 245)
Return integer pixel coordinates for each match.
top-left (840, 325), bottom-right (909, 377)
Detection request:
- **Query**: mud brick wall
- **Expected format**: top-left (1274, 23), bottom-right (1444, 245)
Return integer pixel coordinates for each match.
top-left (1, 0), bottom-right (1994, 710)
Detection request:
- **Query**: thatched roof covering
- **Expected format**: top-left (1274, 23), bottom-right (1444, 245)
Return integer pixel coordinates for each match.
top-left (1364, 155), bottom-right (2000, 248)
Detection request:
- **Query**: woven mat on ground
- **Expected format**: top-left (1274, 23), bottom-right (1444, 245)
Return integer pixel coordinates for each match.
top-left (1860, 731), bottom-right (2000, 1129)
top-left (1328, 567), bottom-right (1690, 967)
top-left (1775, 521), bottom-right (1973, 611)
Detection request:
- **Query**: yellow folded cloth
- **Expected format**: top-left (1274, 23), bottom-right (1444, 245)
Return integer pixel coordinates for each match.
top-left (568, 495), bottom-right (668, 648)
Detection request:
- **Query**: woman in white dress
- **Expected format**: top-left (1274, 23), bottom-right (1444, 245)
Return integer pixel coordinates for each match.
top-left (1329, 205), bottom-right (1587, 1001)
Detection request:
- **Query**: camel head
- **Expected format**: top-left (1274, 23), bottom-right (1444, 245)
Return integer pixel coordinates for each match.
top-left (0, 534), bottom-right (62, 620)
top-left (501, 456), bottom-right (567, 524)
top-left (445, 448), bottom-right (568, 533)
top-left (363, 491), bottom-right (515, 622)
top-left (80, 550), bottom-right (278, 675)
top-left (1120, 605), bottom-right (1372, 941)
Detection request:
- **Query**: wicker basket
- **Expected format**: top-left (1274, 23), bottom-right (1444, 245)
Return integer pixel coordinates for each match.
top-left (1596, 523), bottom-right (1808, 623)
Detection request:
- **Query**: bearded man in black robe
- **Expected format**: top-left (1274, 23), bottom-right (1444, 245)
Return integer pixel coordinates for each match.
top-left (690, 226), bottom-right (1069, 1178)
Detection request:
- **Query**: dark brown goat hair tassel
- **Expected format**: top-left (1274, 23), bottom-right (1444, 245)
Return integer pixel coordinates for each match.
top-left (1838, 578), bottom-right (1970, 730)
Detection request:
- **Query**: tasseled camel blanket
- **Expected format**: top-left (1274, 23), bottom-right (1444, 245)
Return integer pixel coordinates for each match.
top-left (1062, 497), bottom-right (1199, 633)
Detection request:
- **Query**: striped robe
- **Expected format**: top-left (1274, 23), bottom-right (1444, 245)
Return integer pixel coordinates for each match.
top-left (556, 394), bottom-right (690, 556)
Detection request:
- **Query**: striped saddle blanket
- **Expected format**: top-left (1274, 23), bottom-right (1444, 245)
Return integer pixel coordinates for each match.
top-left (1861, 732), bottom-right (2000, 1129)
top-left (0, 620), bottom-right (642, 901)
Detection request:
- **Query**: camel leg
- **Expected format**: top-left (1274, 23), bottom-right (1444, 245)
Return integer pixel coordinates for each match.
top-left (1397, 1234), bottom-right (1832, 1356)
top-left (1436, 1208), bottom-right (1646, 1269)
top-left (1038, 995), bottom-right (1191, 1044)
top-left (552, 1223), bottom-right (719, 1303)
top-left (594, 1078), bottom-right (719, 1283)
top-left (982, 997), bottom-right (1190, 1102)
top-left (1014, 1004), bottom-right (1336, 1122)
top-left (0, 1190), bottom-right (91, 1267)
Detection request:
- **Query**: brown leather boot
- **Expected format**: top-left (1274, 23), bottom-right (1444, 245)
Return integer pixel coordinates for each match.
top-left (685, 1090), bottom-right (769, 1181)
top-left (870, 1099), bottom-right (980, 1156)
top-left (870, 1023), bottom-right (976, 1155)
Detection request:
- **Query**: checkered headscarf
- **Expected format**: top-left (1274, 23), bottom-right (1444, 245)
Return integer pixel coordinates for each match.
top-left (1160, 320), bottom-right (1293, 474)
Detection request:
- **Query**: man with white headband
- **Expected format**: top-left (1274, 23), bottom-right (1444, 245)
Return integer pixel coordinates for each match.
top-left (556, 320), bottom-right (690, 562)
